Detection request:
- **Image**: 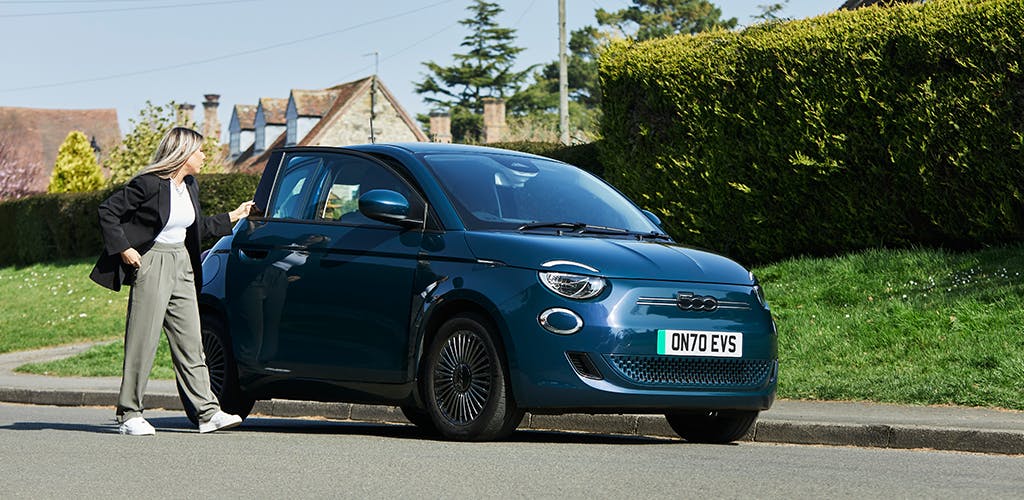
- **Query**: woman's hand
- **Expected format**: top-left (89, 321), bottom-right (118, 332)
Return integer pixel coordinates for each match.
top-left (120, 248), bottom-right (142, 268)
top-left (229, 200), bottom-right (256, 222)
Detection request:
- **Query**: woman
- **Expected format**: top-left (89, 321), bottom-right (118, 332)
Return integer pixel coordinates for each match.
top-left (90, 127), bottom-right (254, 436)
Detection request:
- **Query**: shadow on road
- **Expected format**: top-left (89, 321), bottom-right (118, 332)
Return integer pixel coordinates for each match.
top-left (175, 415), bottom-right (680, 445)
top-left (0, 421), bottom-right (118, 433)
top-left (2, 415), bottom-right (681, 445)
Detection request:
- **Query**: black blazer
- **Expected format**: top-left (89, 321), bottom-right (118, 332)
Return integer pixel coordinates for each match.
top-left (89, 173), bottom-right (232, 293)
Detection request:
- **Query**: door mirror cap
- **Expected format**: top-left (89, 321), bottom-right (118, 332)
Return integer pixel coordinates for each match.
top-left (359, 189), bottom-right (422, 228)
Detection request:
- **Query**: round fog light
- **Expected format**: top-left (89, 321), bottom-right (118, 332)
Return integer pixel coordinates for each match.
top-left (539, 308), bottom-right (583, 335)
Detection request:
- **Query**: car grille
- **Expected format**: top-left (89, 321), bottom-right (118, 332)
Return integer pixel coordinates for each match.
top-left (606, 355), bottom-right (775, 388)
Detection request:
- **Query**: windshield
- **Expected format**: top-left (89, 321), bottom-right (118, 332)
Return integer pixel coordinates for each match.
top-left (423, 152), bottom-right (662, 235)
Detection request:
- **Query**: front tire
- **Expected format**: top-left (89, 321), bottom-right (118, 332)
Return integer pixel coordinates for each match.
top-left (400, 404), bottom-right (438, 435)
top-left (179, 315), bottom-right (255, 426)
top-left (423, 314), bottom-right (523, 441)
top-left (665, 410), bottom-right (759, 444)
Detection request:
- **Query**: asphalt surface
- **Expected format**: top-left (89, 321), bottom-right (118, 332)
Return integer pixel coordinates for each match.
top-left (3, 404), bottom-right (1023, 498)
top-left (1, 342), bottom-right (1022, 455)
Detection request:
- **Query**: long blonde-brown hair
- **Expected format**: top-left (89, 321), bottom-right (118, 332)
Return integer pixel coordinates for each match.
top-left (136, 127), bottom-right (204, 179)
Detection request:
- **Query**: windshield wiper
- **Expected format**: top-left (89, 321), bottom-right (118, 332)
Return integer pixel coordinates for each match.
top-left (517, 221), bottom-right (632, 236)
top-left (634, 231), bottom-right (673, 242)
top-left (517, 221), bottom-right (586, 232)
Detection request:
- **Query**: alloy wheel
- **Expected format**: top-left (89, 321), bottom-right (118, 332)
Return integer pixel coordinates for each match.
top-left (432, 330), bottom-right (492, 425)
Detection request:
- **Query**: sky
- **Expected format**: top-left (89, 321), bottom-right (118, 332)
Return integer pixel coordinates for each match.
top-left (1, 1), bottom-right (837, 139)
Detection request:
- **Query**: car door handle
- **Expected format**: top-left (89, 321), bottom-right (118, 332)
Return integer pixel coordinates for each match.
top-left (238, 248), bottom-right (269, 260)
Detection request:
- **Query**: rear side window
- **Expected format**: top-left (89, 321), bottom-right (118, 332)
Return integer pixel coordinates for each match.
top-left (267, 154), bottom-right (325, 219)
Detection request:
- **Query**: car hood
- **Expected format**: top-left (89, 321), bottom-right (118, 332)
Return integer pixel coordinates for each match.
top-left (463, 232), bottom-right (753, 285)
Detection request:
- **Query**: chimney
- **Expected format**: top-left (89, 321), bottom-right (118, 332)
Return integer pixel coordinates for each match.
top-left (202, 94), bottom-right (221, 142)
top-left (176, 103), bottom-right (195, 126)
top-left (429, 111), bottom-right (452, 144)
top-left (482, 97), bottom-right (506, 144)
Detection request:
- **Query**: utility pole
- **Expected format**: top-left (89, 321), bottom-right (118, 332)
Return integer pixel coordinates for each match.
top-left (558, 0), bottom-right (569, 145)
top-left (365, 51), bottom-right (379, 143)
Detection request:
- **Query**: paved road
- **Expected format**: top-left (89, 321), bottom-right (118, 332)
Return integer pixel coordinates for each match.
top-left (1, 403), bottom-right (1020, 498)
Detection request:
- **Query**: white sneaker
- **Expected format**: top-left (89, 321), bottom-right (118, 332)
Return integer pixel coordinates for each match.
top-left (119, 417), bottom-right (156, 436)
top-left (199, 410), bottom-right (242, 434)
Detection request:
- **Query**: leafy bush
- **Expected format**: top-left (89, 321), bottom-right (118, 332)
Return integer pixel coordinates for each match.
top-left (600, 0), bottom-right (1024, 265)
top-left (0, 173), bottom-right (258, 266)
top-left (106, 102), bottom-right (224, 185)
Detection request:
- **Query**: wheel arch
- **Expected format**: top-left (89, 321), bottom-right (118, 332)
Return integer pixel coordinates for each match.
top-left (413, 291), bottom-right (520, 405)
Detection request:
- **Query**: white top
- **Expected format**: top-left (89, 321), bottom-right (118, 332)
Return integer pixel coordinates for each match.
top-left (154, 179), bottom-right (196, 244)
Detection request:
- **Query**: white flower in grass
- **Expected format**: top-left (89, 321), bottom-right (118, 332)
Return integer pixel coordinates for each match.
top-left (79, 313), bottom-right (87, 318)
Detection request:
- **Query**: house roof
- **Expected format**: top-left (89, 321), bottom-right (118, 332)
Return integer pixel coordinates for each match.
top-left (299, 77), bottom-right (427, 146)
top-left (231, 76), bottom-right (427, 173)
top-left (290, 89), bottom-right (343, 117)
top-left (257, 98), bottom-right (288, 125)
top-left (232, 104), bottom-right (257, 130)
top-left (0, 106), bottom-right (120, 191)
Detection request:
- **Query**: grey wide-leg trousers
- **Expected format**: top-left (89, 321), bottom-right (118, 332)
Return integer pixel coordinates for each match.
top-left (116, 242), bottom-right (219, 423)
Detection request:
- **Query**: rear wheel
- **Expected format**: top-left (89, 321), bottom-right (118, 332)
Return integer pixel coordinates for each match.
top-left (179, 316), bottom-right (255, 426)
top-left (423, 314), bottom-right (523, 441)
top-left (665, 410), bottom-right (759, 444)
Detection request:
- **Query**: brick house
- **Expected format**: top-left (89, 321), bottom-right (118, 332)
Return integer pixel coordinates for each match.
top-left (228, 76), bottom-right (427, 174)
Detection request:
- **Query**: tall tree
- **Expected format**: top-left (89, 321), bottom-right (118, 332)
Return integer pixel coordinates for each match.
top-left (752, 1), bottom-right (790, 23)
top-left (595, 0), bottom-right (737, 41)
top-left (508, 26), bottom-right (606, 142)
top-left (509, 2), bottom-right (735, 142)
top-left (48, 131), bottom-right (104, 193)
top-left (415, 0), bottom-right (532, 141)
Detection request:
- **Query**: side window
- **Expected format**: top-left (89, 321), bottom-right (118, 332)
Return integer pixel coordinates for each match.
top-left (267, 154), bottom-right (325, 220)
top-left (314, 154), bottom-right (424, 227)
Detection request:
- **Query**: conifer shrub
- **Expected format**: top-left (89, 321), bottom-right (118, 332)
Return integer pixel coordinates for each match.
top-left (48, 131), bottom-right (104, 193)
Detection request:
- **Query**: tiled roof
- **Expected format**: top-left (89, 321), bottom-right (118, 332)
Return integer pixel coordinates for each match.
top-left (227, 76), bottom-right (427, 171)
top-left (290, 89), bottom-right (342, 117)
top-left (258, 98), bottom-right (288, 125)
top-left (232, 104), bottom-right (257, 130)
top-left (300, 76), bottom-right (427, 146)
top-left (0, 106), bottom-right (120, 192)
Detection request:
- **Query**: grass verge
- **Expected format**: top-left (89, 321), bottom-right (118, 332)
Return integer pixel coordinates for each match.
top-left (0, 259), bottom-right (126, 353)
top-left (760, 245), bottom-right (1024, 410)
top-left (10, 246), bottom-right (1024, 409)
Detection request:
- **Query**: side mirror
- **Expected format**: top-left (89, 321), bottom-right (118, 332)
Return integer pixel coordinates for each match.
top-left (359, 189), bottom-right (422, 228)
top-left (642, 209), bottom-right (662, 227)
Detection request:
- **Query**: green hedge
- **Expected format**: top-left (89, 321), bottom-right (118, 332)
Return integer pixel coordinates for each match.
top-left (600, 0), bottom-right (1024, 265)
top-left (0, 173), bottom-right (259, 267)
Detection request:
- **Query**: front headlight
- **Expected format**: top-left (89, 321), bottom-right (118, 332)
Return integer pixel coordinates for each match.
top-left (754, 285), bottom-right (768, 308)
top-left (539, 271), bottom-right (606, 300)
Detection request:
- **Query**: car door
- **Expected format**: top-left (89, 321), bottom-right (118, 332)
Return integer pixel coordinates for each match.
top-left (227, 149), bottom-right (426, 383)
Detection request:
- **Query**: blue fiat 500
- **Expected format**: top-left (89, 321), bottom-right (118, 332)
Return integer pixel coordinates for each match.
top-left (193, 143), bottom-right (777, 442)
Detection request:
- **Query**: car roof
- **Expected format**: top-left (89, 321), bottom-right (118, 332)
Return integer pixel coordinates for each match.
top-left (276, 142), bottom-right (556, 161)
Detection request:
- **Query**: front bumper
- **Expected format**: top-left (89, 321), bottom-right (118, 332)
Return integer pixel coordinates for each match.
top-left (496, 276), bottom-right (779, 412)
